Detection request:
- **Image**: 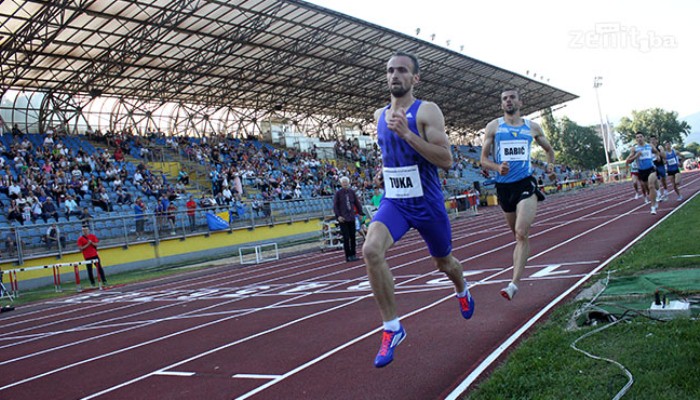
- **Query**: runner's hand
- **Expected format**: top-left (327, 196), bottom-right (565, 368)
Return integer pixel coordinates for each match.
top-left (546, 164), bottom-right (557, 181)
top-left (498, 162), bottom-right (509, 176)
top-left (387, 107), bottom-right (409, 138)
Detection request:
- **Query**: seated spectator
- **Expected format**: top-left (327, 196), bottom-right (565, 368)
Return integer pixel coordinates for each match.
top-left (43, 223), bottom-right (66, 250)
top-left (64, 195), bottom-right (81, 220)
top-left (78, 207), bottom-right (93, 224)
top-left (41, 197), bottom-right (59, 223)
top-left (115, 187), bottom-right (133, 205)
top-left (92, 188), bottom-right (113, 212)
top-left (43, 133), bottom-right (54, 149)
top-left (114, 147), bottom-right (124, 162)
top-left (31, 198), bottom-right (43, 222)
top-left (177, 169), bottom-right (189, 185)
top-left (21, 202), bottom-right (32, 225)
top-left (133, 170), bottom-right (144, 185)
top-left (8, 181), bottom-right (22, 200)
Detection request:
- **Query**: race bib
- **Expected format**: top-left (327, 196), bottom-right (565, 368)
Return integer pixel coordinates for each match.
top-left (639, 149), bottom-right (652, 160)
top-left (667, 157), bottom-right (677, 166)
top-left (499, 140), bottom-right (530, 162)
top-left (383, 165), bottom-right (423, 199)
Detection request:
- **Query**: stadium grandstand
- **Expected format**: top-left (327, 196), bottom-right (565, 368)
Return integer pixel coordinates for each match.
top-left (0, 0), bottom-right (576, 285)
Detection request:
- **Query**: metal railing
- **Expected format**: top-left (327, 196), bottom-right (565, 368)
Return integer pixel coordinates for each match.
top-left (0, 197), bottom-right (337, 265)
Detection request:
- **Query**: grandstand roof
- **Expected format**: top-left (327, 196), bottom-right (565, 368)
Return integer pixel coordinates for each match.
top-left (0, 0), bottom-right (577, 133)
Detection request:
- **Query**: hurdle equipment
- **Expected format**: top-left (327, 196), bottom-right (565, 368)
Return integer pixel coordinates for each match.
top-left (238, 242), bottom-right (279, 265)
top-left (3, 260), bottom-right (98, 297)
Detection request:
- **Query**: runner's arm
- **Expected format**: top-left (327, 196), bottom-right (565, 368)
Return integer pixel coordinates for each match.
top-left (480, 120), bottom-right (503, 173)
top-left (532, 121), bottom-right (556, 176)
top-left (390, 102), bottom-right (453, 170)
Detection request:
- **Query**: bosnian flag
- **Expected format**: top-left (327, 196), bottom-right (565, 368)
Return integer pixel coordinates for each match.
top-left (205, 211), bottom-right (229, 231)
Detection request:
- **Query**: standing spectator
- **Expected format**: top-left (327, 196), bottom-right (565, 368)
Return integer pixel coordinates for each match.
top-left (4, 228), bottom-right (17, 256)
top-left (333, 176), bottom-right (363, 262)
top-left (166, 201), bottom-right (177, 234)
top-left (186, 195), bottom-right (197, 231)
top-left (76, 225), bottom-right (107, 287)
top-left (134, 197), bottom-right (146, 239)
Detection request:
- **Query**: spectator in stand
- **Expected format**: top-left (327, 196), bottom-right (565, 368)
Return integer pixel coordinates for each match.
top-left (113, 147), bottom-right (124, 162)
top-left (44, 223), bottom-right (66, 250)
top-left (115, 187), bottom-right (133, 205)
top-left (177, 169), bottom-right (189, 185)
top-left (79, 207), bottom-right (93, 225)
top-left (186, 195), bottom-right (197, 231)
top-left (5, 228), bottom-right (17, 256)
top-left (166, 201), bottom-right (177, 234)
top-left (41, 197), bottom-right (59, 223)
top-left (77, 225), bottom-right (107, 287)
top-left (91, 187), bottom-right (112, 212)
top-left (134, 197), bottom-right (146, 239)
top-left (133, 170), bottom-right (144, 186)
top-left (21, 202), bottom-right (31, 225)
top-left (43, 133), bottom-right (54, 149)
top-left (370, 187), bottom-right (383, 208)
top-left (30, 198), bottom-right (43, 222)
top-left (8, 181), bottom-right (21, 200)
top-left (64, 195), bottom-right (81, 220)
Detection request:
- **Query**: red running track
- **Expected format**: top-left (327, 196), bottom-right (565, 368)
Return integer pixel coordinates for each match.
top-left (1, 171), bottom-right (698, 400)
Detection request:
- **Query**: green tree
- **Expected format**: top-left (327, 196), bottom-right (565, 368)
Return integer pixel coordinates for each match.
top-left (538, 109), bottom-right (607, 170)
top-left (556, 117), bottom-right (608, 170)
top-left (681, 142), bottom-right (699, 157)
top-left (617, 108), bottom-right (691, 145)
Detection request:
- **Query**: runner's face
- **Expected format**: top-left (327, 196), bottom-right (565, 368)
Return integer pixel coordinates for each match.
top-left (635, 134), bottom-right (644, 145)
top-left (386, 56), bottom-right (417, 98)
top-left (501, 91), bottom-right (521, 115)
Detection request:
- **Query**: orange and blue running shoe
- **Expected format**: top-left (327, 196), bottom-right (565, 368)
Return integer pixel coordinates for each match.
top-left (373, 325), bottom-right (406, 368)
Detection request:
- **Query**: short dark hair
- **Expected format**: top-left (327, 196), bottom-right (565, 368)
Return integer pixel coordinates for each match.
top-left (392, 51), bottom-right (420, 74)
top-left (501, 89), bottom-right (519, 98)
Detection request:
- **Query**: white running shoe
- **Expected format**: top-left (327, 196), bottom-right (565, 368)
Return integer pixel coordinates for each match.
top-left (677, 195), bottom-right (683, 201)
top-left (644, 197), bottom-right (649, 204)
top-left (651, 206), bottom-right (657, 215)
top-left (500, 282), bottom-right (519, 301)
top-left (634, 193), bottom-right (640, 200)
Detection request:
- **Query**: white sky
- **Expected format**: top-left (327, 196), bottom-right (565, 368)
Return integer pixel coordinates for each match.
top-left (308, 0), bottom-right (700, 129)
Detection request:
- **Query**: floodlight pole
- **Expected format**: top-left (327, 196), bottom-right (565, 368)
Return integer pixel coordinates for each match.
top-left (594, 76), bottom-right (612, 179)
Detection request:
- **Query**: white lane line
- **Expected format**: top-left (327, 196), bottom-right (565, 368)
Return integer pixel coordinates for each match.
top-left (78, 295), bottom-right (370, 400)
top-left (444, 185), bottom-right (697, 400)
top-left (153, 371), bottom-right (195, 377)
top-left (233, 374), bottom-right (282, 380)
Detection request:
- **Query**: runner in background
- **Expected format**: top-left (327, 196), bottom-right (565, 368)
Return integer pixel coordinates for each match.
top-left (664, 141), bottom-right (683, 200)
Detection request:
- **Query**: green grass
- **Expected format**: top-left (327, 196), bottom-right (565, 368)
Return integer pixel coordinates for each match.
top-left (467, 195), bottom-right (700, 400)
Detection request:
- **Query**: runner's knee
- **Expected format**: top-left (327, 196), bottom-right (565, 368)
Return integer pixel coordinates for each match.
top-left (514, 227), bottom-right (529, 242)
top-left (362, 240), bottom-right (385, 265)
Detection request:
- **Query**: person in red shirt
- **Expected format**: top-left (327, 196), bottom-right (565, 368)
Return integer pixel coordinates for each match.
top-left (114, 147), bottom-right (124, 162)
top-left (76, 225), bottom-right (107, 286)
top-left (186, 195), bottom-right (197, 231)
